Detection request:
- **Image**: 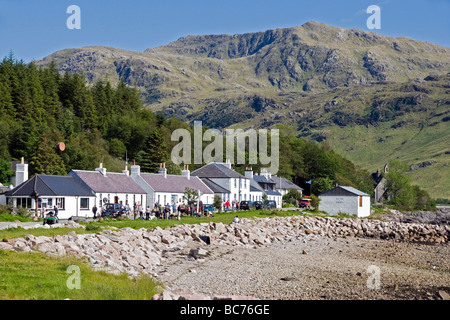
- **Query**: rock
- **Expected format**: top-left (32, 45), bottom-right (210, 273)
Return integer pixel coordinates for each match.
top-left (438, 290), bottom-right (450, 300)
top-left (302, 250), bottom-right (308, 255)
top-left (161, 234), bottom-right (173, 244)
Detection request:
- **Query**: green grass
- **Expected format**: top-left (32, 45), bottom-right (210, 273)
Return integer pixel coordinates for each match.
top-left (82, 209), bottom-right (303, 230)
top-left (0, 227), bottom-right (93, 241)
top-left (0, 249), bottom-right (163, 300)
top-left (0, 213), bottom-right (35, 222)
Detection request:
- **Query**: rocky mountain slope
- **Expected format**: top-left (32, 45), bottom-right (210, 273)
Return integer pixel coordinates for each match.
top-left (35, 21), bottom-right (450, 198)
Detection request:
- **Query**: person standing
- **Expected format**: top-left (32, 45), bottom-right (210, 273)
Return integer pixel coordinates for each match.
top-left (53, 206), bottom-right (59, 219)
top-left (145, 206), bottom-right (151, 220)
top-left (92, 205), bottom-right (97, 219)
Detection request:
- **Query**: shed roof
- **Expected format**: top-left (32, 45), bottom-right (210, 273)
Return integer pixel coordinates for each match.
top-left (319, 186), bottom-right (370, 197)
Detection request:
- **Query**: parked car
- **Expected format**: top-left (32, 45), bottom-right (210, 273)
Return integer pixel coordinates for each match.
top-left (253, 201), bottom-right (264, 210)
top-left (102, 203), bottom-right (128, 218)
top-left (264, 200), bottom-right (277, 209)
top-left (239, 201), bottom-right (250, 210)
top-left (204, 204), bottom-right (215, 212)
top-left (299, 198), bottom-right (311, 209)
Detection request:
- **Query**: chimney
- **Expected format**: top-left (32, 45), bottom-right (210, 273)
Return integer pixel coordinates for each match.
top-left (95, 163), bottom-right (107, 176)
top-left (14, 157), bottom-right (29, 187)
top-left (122, 165), bottom-right (129, 176)
top-left (182, 164), bottom-right (190, 180)
top-left (260, 167), bottom-right (271, 179)
top-left (245, 167), bottom-right (253, 179)
top-left (130, 164), bottom-right (140, 177)
top-left (158, 162), bottom-right (167, 178)
top-left (223, 158), bottom-right (232, 169)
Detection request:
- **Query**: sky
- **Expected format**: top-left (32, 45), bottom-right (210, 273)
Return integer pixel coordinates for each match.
top-left (0, 0), bottom-right (449, 62)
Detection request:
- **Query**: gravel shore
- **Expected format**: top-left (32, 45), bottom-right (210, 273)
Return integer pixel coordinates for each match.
top-left (155, 235), bottom-right (450, 300)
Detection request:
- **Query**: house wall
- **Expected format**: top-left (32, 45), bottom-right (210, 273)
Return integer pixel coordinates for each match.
top-left (250, 191), bottom-right (263, 202)
top-left (210, 177), bottom-right (250, 203)
top-left (319, 195), bottom-right (370, 217)
top-left (358, 196), bottom-right (371, 217)
top-left (7, 196), bottom-right (96, 219)
top-left (94, 192), bottom-right (146, 210)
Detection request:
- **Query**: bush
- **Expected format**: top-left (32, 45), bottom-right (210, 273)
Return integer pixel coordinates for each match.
top-left (310, 194), bottom-right (320, 212)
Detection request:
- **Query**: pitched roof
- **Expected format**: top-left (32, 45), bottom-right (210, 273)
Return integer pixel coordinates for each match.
top-left (6, 175), bottom-right (93, 197)
top-left (270, 176), bottom-right (303, 191)
top-left (319, 186), bottom-right (369, 197)
top-left (69, 170), bottom-right (146, 194)
top-left (191, 163), bottom-right (244, 179)
top-left (253, 175), bottom-right (274, 184)
top-left (201, 178), bottom-right (230, 194)
top-left (249, 179), bottom-right (264, 193)
top-left (264, 189), bottom-right (282, 196)
top-left (140, 173), bottom-right (214, 194)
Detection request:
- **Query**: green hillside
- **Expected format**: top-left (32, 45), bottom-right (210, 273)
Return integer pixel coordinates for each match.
top-left (34, 21), bottom-right (450, 198)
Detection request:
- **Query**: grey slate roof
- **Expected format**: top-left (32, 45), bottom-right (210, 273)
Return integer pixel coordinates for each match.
top-left (320, 186), bottom-right (369, 197)
top-left (140, 173), bottom-right (213, 194)
top-left (264, 189), bottom-right (282, 196)
top-left (201, 178), bottom-right (230, 194)
top-left (191, 163), bottom-right (244, 179)
top-left (270, 176), bottom-right (303, 191)
top-left (253, 175), bottom-right (274, 184)
top-left (69, 170), bottom-right (146, 194)
top-left (6, 175), bottom-right (93, 197)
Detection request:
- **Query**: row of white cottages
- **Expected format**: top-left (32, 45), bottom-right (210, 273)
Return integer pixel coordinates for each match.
top-left (4, 160), bottom-right (305, 219)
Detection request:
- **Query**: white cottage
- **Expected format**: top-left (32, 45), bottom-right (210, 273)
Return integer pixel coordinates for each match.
top-left (130, 163), bottom-right (214, 208)
top-left (191, 161), bottom-right (250, 204)
top-left (5, 174), bottom-right (95, 219)
top-left (319, 186), bottom-right (371, 217)
top-left (68, 164), bottom-right (147, 210)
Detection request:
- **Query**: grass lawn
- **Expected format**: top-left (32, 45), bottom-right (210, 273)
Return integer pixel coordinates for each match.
top-left (0, 249), bottom-right (162, 300)
top-left (82, 209), bottom-right (303, 231)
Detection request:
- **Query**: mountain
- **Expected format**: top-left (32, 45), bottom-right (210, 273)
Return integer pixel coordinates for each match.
top-left (34, 21), bottom-right (450, 198)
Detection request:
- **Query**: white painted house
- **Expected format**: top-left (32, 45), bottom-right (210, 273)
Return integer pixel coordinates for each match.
top-left (191, 162), bottom-right (250, 204)
top-left (5, 174), bottom-right (96, 219)
top-left (130, 163), bottom-right (214, 208)
top-left (319, 186), bottom-right (371, 217)
top-left (68, 164), bottom-right (147, 211)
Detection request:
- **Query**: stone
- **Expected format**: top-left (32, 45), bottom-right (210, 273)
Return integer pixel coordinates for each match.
top-left (438, 290), bottom-right (450, 300)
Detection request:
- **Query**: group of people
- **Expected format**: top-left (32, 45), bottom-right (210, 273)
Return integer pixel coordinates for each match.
top-left (90, 200), bottom-right (214, 221)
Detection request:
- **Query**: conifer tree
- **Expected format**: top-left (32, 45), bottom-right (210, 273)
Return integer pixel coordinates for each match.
top-left (140, 129), bottom-right (167, 173)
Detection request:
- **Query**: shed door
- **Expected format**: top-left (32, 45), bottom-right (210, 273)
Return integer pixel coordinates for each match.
top-left (359, 196), bottom-right (363, 207)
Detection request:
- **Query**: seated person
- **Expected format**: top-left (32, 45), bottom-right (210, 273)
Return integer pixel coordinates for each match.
top-left (43, 211), bottom-right (58, 225)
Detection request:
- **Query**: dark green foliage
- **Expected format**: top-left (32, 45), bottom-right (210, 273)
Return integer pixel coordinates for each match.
top-left (140, 129), bottom-right (168, 173)
top-left (385, 160), bottom-right (435, 211)
top-left (282, 189), bottom-right (303, 205)
top-left (0, 56), bottom-right (163, 175)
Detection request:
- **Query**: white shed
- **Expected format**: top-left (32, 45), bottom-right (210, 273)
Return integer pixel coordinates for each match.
top-left (319, 186), bottom-right (371, 217)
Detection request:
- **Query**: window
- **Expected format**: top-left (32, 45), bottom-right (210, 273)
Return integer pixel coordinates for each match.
top-left (17, 197), bottom-right (32, 209)
top-left (234, 179), bottom-right (237, 188)
top-left (80, 198), bottom-right (89, 210)
top-left (56, 198), bottom-right (65, 210)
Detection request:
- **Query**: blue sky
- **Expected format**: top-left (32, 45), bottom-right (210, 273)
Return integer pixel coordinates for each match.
top-left (0, 0), bottom-right (449, 62)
